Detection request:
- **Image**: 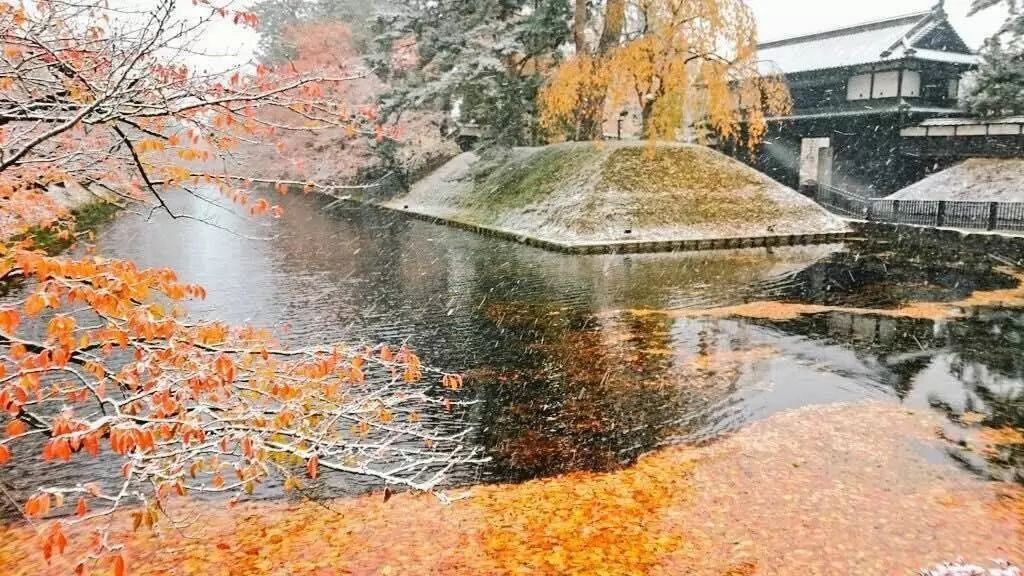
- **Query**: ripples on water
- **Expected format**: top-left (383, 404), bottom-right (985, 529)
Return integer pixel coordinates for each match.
top-left (4, 190), bottom-right (1024, 508)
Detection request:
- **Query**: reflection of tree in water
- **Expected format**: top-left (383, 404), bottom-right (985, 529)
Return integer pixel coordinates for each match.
top-left (948, 311), bottom-right (1024, 383)
top-left (751, 306), bottom-right (1024, 483)
top-left (782, 250), bottom-right (1018, 309)
top-left (749, 312), bottom-right (943, 399)
top-left (470, 300), bottom-right (685, 482)
top-left (939, 311), bottom-right (1024, 483)
top-left (468, 299), bottom-right (768, 483)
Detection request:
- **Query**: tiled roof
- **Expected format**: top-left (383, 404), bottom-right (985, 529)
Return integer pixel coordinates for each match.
top-left (757, 8), bottom-right (976, 75)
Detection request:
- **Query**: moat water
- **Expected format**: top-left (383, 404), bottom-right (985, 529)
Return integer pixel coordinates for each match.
top-left (4, 190), bottom-right (1024, 508)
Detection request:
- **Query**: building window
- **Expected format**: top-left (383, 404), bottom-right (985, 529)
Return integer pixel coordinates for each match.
top-left (847, 73), bottom-right (872, 101)
top-left (947, 78), bottom-right (960, 100)
top-left (848, 69), bottom-right (930, 101)
top-left (901, 70), bottom-right (921, 97)
top-left (872, 70), bottom-right (900, 98)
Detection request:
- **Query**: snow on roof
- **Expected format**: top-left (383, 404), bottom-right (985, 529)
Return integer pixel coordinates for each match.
top-left (888, 159), bottom-right (1024, 202)
top-left (769, 105), bottom-right (960, 122)
top-left (918, 116), bottom-right (1024, 126)
top-left (757, 8), bottom-right (975, 75)
top-left (910, 48), bottom-right (980, 66)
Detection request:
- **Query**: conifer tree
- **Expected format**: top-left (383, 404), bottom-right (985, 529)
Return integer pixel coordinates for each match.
top-left (965, 0), bottom-right (1024, 116)
top-left (371, 0), bottom-right (570, 147)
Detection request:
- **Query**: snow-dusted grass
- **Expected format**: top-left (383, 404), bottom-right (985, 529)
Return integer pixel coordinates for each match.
top-left (384, 141), bottom-right (849, 244)
top-left (889, 159), bottom-right (1024, 202)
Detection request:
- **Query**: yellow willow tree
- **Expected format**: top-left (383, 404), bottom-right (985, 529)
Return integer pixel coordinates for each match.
top-left (540, 0), bottom-right (791, 146)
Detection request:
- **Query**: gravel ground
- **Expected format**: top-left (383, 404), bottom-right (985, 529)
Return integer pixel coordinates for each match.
top-left (889, 158), bottom-right (1024, 202)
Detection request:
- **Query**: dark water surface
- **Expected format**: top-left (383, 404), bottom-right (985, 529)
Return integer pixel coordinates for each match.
top-left (6, 190), bottom-right (1024, 507)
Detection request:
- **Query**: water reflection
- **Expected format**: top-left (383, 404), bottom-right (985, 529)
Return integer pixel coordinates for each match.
top-left (20, 190), bottom-right (1023, 492)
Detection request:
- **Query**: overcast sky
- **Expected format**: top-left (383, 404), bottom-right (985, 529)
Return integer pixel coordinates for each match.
top-left (751, 0), bottom-right (1007, 47)
top-left (183, 0), bottom-right (1009, 72)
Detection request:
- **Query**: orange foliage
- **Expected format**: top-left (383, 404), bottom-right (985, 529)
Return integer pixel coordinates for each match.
top-left (2, 403), bottom-right (1021, 575)
top-left (541, 0), bottom-right (790, 146)
top-left (0, 2), bottom-right (472, 574)
top-left (0, 247), bottom-right (468, 572)
top-left (0, 442), bottom-right (693, 575)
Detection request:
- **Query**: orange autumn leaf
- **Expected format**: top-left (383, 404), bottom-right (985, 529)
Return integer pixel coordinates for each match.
top-left (5, 419), bottom-right (26, 437)
top-left (25, 493), bottom-right (50, 518)
top-left (47, 315), bottom-right (76, 343)
top-left (24, 293), bottom-right (46, 316)
top-left (0, 308), bottom-right (19, 333)
top-left (214, 354), bottom-right (236, 382)
top-left (306, 454), bottom-right (319, 479)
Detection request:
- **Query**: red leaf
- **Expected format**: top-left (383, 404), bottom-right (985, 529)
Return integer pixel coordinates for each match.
top-left (112, 553), bottom-right (126, 576)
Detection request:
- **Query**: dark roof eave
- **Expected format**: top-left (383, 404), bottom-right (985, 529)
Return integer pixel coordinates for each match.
top-left (770, 55), bottom-right (977, 78)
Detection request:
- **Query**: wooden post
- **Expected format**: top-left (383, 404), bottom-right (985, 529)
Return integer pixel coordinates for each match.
top-left (936, 201), bottom-right (946, 227)
top-left (893, 199), bottom-right (901, 224)
top-left (988, 202), bottom-right (999, 231)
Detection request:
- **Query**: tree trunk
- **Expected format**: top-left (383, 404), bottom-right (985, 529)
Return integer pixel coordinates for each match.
top-left (641, 98), bottom-right (656, 138)
top-left (574, 0), bottom-right (587, 54)
top-left (577, 109), bottom-right (604, 141)
top-left (597, 0), bottom-right (626, 55)
top-left (569, 0), bottom-right (627, 141)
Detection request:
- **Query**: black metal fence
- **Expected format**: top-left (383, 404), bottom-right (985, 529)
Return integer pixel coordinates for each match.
top-left (816, 184), bottom-right (1024, 232)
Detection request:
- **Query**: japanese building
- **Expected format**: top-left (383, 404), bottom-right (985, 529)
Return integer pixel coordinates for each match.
top-left (748, 2), bottom-right (980, 196)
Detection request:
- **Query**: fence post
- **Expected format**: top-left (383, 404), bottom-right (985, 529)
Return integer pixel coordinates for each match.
top-left (988, 202), bottom-right (999, 231)
top-left (936, 201), bottom-right (946, 227)
top-left (865, 198), bottom-right (873, 221)
top-left (892, 200), bottom-right (901, 224)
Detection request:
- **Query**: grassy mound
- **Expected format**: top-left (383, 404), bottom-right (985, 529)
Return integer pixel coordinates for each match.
top-left (385, 141), bottom-right (848, 244)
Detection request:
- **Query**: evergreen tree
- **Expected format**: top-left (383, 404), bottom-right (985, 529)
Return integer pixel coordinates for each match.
top-left (965, 0), bottom-right (1024, 116)
top-left (371, 0), bottom-right (570, 147)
